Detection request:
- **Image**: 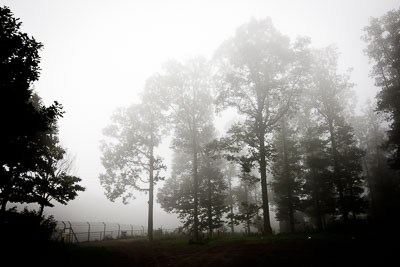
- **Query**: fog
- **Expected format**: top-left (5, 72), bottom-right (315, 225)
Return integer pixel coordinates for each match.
top-left (3, 0), bottom-right (398, 230)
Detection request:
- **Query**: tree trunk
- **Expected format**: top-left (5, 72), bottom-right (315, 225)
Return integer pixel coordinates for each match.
top-left (38, 204), bottom-right (45, 218)
top-left (1, 199), bottom-right (7, 214)
top-left (363, 158), bottom-right (376, 221)
top-left (227, 172), bottom-right (235, 234)
top-left (312, 168), bottom-right (323, 231)
top-left (207, 174), bottom-right (213, 238)
top-left (328, 120), bottom-right (348, 225)
top-left (281, 117), bottom-right (295, 233)
top-left (193, 132), bottom-right (199, 241)
top-left (259, 132), bottom-right (273, 235)
top-left (244, 182), bottom-right (251, 234)
top-left (148, 143), bottom-right (154, 242)
top-left (0, 181), bottom-right (11, 214)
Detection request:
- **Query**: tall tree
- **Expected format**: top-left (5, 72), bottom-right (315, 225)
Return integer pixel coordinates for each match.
top-left (301, 125), bottom-right (335, 231)
top-left (363, 8), bottom-right (400, 169)
top-left (352, 101), bottom-right (400, 225)
top-left (99, 75), bottom-right (167, 241)
top-left (0, 7), bottom-right (63, 213)
top-left (309, 47), bottom-right (365, 224)
top-left (293, 92), bottom-right (335, 231)
top-left (271, 115), bottom-right (303, 233)
top-left (213, 18), bottom-right (309, 234)
top-left (160, 57), bottom-right (214, 241)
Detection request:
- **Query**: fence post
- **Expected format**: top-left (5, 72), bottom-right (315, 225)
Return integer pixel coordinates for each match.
top-left (61, 221), bottom-right (66, 242)
top-left (87, 222), bottom-right (90, 242)
top-left (103, 222), bottom-right (106, 240)
top-left (117, 223), bottom-right (120, 239)
top-left (131, 224), bottom-right (133, 237)
top-left (67, 221), bottom-right (72, 243)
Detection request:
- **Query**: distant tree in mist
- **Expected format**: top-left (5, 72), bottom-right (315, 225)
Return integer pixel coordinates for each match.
top-left (230, 170), bottom-right (261, 234)
top-left (157, 149), bottom-right (228, 237)
top-left (0, 6), bottom-right (63, 213)
top-left (99, 75), bottom-right (167, 241)
top-left (198, 153), bottom-right (229, 238)
top-left (308, 47), bottom-right (366, 225)
top-left (213, 18), bottom-right (310, 234)
top-left (222, 162), bottom-right (237, 234)
top-left (363, 8), bottom-right (400, 169)
top-left (158, 57), bottom-right (214, 241)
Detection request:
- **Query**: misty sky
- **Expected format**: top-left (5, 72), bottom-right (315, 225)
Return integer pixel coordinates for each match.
top-left (4, 0), bottom-right (399, 229)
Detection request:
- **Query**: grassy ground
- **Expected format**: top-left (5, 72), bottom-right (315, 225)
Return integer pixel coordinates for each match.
top-left (14, 231), bottom-right (396, 267)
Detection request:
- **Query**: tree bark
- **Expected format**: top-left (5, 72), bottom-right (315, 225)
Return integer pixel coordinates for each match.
top-left (259, 132), bottom-right (272, 235)
top-left (227, 171), bottom-right (235, 234)
top-left (281, 117), bottom-right (295, 233)
top-left (312, 168), bottom-right (323, 231)
top-left (328, 120), bottom-right (348, 225)
top-left (207, 173), bottom-right (213, 238)
top-left (244, 182), bottom-right (251, 235)
top-left (148, 143), bottom-right (154, 242)
top-left (38, 204), bottom-right (45, 218)
top-left (0, 181), bottom-right (11, 214)
top-left (191, 83), bottom-right (200, 242)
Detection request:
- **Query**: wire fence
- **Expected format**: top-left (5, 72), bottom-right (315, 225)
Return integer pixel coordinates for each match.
top-left (52, 221), bottom-right (148, 243)
top-left (52, 221), bottom-right (254, 243)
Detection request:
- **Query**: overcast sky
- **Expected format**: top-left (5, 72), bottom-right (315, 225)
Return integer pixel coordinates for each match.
top-left (4, 0), bottom-right (399, 229)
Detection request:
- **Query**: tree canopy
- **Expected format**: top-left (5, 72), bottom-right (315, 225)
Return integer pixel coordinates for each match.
top-left (363, 7), bottom-right (400, 169)
top-left (0, 6), bottom-right (81, 215)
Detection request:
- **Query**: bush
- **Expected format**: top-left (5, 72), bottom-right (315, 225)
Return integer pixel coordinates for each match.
top-left (0, 207), bottom-right (57, 244)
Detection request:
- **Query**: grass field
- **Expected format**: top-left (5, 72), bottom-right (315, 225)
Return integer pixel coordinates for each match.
top-left (9, 231), bottom-right (397, 267)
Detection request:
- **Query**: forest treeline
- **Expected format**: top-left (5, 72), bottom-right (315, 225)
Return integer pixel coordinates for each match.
top-left (2, 3), bottom-right (399, 245)
top-left (100, 9), bottom-right (400, 241)
top-left (0, 6), bottom-right (85, 242)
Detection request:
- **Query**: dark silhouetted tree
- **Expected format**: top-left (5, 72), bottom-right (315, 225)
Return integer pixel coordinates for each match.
top-left (0, 7), bottom-right (63, 213)
top-left (353, 101), bottom-right (400, 225)
top-left (301, 125), bottom-right (335, 231)
top-left (363, 8), bottom-right (400, 169)
top-left (271, 115), bottom-right (303, 233)
top-left (29, 123), bottom-right (84, 217)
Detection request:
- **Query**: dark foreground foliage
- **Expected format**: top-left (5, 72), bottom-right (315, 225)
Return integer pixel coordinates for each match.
top-left (13, 230), bottom-right (396, 267)
top-left (1, 208), bottom-right (57, 266)
top-left (1, 207), bottom-right (56, 242)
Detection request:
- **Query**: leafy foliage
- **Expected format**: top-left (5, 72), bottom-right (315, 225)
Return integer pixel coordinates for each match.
top-left (100, 99), bottom-right (166, 203)
top-left (214, 18), bottom-right (310, 234)
top-left (271, 116), bottom-right (303, 232)
top-left (0, 6), bottom-right (65, 211)
top-left (1, 207), bottom-right (57, 243)
top-left (363, 7), bottom-right (400, 169)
